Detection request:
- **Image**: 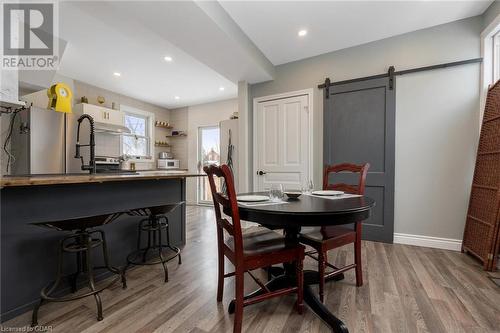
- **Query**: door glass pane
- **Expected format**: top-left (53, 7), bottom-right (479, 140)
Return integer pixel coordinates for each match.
top-left (198, 126), bottom-right (220, 203)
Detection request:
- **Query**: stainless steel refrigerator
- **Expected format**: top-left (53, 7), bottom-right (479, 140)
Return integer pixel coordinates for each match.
top-left (9, 106), bottom-right (67, 175)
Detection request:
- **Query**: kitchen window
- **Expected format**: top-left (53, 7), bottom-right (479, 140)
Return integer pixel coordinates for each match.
top-left (121, 106), bottom-right (154, 159)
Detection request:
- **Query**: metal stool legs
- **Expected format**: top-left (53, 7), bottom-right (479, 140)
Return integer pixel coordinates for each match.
top-left (85, 234), bottom-right (103, 321)
top-left (98, 230), bottom-right (127, 289)
top-left (126, 214), bottom-right (181, 283)
top-left (31, 229), bottom-right (126, 326)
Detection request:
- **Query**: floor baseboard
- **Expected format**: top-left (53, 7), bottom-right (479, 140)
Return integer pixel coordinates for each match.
top-left (393, 233), bottom-right (462, 251)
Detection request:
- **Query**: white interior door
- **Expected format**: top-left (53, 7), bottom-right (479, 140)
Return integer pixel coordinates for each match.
top-left (254, 94), bottom-right (310, 191)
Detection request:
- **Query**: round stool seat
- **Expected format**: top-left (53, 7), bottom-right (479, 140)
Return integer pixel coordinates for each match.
top-left (128, 202), bottom-right (184, 217)
top-left (32, 212), bottom-right (122, 231)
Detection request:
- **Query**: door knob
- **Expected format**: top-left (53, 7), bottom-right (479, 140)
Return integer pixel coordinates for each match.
top-left (257, 171), bottom-right (266, 176)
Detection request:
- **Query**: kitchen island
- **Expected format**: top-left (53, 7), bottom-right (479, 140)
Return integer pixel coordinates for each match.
top-left (0, 171), bottom-right (203, 321)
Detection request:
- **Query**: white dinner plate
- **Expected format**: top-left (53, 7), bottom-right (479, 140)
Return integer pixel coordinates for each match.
top-left (237, 195), bottom-right (270, 202)
top-left (311, 190), bottom-right (345, 196)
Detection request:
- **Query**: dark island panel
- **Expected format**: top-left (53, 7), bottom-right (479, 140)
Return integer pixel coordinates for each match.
top-left (1, 178), bottom-right (186, 321)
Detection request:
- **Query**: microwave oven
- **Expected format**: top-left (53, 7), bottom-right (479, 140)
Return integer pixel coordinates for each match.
top-left (157, 159), bottom-right (180, 169)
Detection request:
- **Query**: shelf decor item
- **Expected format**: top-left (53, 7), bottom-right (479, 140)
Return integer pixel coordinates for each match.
top-left (97, 96), bottom-right (105, 105)
top-left (155, 141), bottom-right (171, 148)
top-left (155, 120), bottom-right (173, 129)
top-left (167, 130), bottom-right (186, 137)
top-left (462, 80), bottom-right (500, 271)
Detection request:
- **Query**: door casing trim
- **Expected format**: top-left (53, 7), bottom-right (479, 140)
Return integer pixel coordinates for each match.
top-left (252, 88), bottom-right (314, 191)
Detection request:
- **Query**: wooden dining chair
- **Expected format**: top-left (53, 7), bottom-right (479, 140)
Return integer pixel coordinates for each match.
top-left (299, 162), bottom-right (369, 303)
top-left (204, 164), bottom-right (305, 333)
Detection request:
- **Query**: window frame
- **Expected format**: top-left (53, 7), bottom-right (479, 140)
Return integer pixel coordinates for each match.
top-left (481, 14), bottom-right (500, 125)
top-left (494, 30), bottom-right (500, 83)
top-left (120, 105), bottom-right (154, 161)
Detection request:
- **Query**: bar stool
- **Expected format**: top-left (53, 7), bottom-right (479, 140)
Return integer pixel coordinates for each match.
top-left (31, 213), bottom-right (127, 326)
top-left (126, 203), bottom-right (183, 282)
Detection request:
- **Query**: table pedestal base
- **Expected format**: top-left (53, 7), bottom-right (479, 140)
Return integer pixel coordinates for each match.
top-left (228, 269), bottom-right (348, 333)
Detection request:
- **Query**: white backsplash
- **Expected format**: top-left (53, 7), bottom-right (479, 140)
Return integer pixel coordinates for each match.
top-left (95, 132), bottom-right (120, 157)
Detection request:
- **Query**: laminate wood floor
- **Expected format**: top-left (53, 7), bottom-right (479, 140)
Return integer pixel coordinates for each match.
top-left (3, 206), bottom-right (500, 333)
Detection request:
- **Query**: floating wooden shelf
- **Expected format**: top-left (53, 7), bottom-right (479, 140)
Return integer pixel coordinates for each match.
top-left (165, 134), bottom-right (187, 138)
top-left (154, 143), bottom-right (171, 148)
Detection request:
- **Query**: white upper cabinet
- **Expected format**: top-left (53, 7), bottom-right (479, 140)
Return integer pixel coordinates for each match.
top-left (74, 103), bottom-right (124, 126)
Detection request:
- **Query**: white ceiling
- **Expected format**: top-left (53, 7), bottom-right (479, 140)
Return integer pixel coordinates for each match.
top-left (57, 1), bottom-right (244, 109)
top-left (49, 1), bottom-right (493, 109)
top-left (220, 0), bottom-right (493, 65)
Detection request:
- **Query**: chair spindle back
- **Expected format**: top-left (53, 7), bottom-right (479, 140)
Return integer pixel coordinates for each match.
top-left (323, 163), bottom-right (370, 195)
top-left (203, 164), bottom-right (243, 257)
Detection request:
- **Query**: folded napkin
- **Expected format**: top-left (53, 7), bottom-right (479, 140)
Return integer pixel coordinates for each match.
top-left (238, 200), bottom-right (289, 207)
top-left (303, 193), bottom-right (362, 200)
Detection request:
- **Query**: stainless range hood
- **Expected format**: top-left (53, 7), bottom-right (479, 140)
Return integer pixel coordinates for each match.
top-left (94, 121), bottom-right (130, 134)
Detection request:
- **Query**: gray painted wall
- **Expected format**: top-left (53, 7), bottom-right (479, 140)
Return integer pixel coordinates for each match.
top-left (249, 16), bottom-right (483, 240)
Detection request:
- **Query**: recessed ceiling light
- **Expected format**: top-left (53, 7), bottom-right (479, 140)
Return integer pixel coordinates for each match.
top-left (113, 72), bottom-right (121, 77)
top-left (298, 29), bottom-right (307, 37)
top-left (174, 96), bottom-right (180, 100)
top-left (219, 86), bottom-right (225, 91)
top-left (164, 56), bottom-right (173, 62)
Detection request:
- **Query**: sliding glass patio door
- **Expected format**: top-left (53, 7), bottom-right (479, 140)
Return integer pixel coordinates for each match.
top-left (197, 125), bottom-right (220, 204)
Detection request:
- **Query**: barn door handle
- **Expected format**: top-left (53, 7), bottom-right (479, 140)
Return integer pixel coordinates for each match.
top-left (257, 170), bottom-right (266, 176)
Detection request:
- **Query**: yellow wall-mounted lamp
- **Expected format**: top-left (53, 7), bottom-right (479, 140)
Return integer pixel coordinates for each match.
top-left (47, 83), bottom-right (73, 113)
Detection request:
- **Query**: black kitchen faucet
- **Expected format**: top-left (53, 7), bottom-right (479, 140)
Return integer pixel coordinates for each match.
top-left (75, 114), bottom-right (96, 174)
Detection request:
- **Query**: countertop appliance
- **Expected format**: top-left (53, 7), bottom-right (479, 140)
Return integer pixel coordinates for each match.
top-left (158, 152), bottom-right (173, 159)
top-left (157, 159), bottom-right (179, 169)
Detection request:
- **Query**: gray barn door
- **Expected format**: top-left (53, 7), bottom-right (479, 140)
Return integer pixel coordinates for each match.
top-left (324, 77), bottom-right (395, 243)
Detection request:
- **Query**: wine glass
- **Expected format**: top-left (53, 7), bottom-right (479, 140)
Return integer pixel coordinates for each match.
top-left (270, 184), bottom-right (284, 201)
top-left (304, 180), bottom-right (314, 194)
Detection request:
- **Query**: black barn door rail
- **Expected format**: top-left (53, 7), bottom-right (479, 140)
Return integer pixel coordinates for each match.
top-left (318, 57), bottom-right (482, 97)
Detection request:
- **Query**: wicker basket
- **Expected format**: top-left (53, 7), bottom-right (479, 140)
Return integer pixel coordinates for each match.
top-left (462, 80), bottom-right (500, 271)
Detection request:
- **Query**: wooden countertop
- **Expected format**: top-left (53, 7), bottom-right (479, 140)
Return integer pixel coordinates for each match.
top-left (0, 170), bottom-right (205, 187)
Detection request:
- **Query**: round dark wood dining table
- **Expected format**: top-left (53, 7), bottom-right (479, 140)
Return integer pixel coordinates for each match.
top-left (224, 192), bottom-right (375, 333)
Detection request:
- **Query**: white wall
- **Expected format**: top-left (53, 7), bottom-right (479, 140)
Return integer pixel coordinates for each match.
top-left (395, 66), bottom-right (479, 239)
top-left (249, 16), bottom-right (482, 242)
top-left (172, 99), bottom-right (238, 204)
